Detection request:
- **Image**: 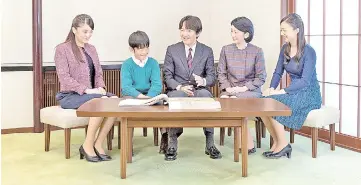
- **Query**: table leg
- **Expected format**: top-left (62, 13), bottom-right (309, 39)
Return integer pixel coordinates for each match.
top-left (120, 118), bottom-right (127, 179)
top-left (234, 127), bottom-right (240, 162)
top-left (241, 117), bottom-right (248, 177)
top-left (127, 128), bottom-right (133, 163)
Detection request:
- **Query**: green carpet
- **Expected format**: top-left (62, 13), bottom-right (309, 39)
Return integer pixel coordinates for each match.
top-left (2, 128), bottom-right (361, 185)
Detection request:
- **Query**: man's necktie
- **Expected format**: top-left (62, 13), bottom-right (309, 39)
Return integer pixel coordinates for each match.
top-left (187, 48), bottom-right (193, 68)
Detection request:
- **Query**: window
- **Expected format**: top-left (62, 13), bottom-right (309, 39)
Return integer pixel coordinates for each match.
top-left (295, 0), bottom-right (360, 137)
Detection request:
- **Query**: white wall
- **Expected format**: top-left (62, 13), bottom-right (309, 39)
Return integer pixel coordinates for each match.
top-left (2, 0), bottom-right (281, 65)
top-left (1, 0), bottom-right (281, 129)
top-left (1, 72), bottom-right (34, 129)
top-left (1, 0), bottom-right (32, 64)
top-left (41, 0), bottom-right (214, 63)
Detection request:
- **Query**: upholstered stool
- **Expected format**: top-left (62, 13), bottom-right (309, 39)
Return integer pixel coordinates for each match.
top-left (270, 106), bottom-right (339, 158)
top-left (301, 106), bottom-right (339, 158)
top-left (41, 106), bottom-right (89, 159)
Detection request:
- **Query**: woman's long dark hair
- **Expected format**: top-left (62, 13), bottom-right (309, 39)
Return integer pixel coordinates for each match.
top-left (281, 13), bottom-right (306, 63)
top-left (65, 14), bottom-right (94, 62)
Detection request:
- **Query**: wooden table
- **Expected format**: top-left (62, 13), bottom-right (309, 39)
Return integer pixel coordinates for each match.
top-left (77, 98), bottom-right (291, 179)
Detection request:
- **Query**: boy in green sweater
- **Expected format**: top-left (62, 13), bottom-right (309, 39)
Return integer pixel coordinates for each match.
top-left (121, 31), bottom-right (162, 98)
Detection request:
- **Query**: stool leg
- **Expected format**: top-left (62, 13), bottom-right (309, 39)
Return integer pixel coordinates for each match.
top-left (255, 120), bottom-right (261, 148)
top-left (270, 136), bottom-right (274, 149)
top-left (290, 128), bottom-right (295, 143)
top-left (311, 127), bottom-right (318, 158)
top-left (65, 128), bottom-right (71, 159)
top-left (85, 126), bottom-right (88, 136)
top-left (143, 127), bottom-right (147, 137)
top-left (220, 127), bottom-right (225, 146)
top-left (45, 123), bottom-right (50, 152)
top-left (153, 127), bottom-right (159, 146)
top-left (227, 127), bottom-right (232, 136)
top-left (330, 124), bottom-right (336, 151)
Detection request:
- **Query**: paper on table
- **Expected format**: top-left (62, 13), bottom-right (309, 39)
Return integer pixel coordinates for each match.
top-left (168, 98), bottom-right (221, 110)
top-left (168, 97), bottom-right (215, 102)
top-left (118, 99), bottom-right (149, 106)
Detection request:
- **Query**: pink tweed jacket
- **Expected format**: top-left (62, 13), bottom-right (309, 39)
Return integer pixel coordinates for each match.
top-left (54, 42), bottom-right (105, 95)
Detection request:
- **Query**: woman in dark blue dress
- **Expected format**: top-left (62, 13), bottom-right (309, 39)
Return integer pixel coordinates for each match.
top-left (261, 13), bottom-right (321, 159)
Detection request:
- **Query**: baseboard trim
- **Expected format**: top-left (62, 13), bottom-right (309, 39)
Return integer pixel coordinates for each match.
top-left (1, 127), bottom-right (34, 134)
top-left (1, 125), bottom-right (87, 134)
top-left (295, 127), bottom-right (361, 153)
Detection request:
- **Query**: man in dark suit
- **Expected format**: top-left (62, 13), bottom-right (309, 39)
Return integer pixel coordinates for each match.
top-left (161, 15), bottom-right (222, 161)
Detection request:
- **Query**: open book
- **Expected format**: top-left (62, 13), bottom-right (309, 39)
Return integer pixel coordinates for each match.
top-left (118, 94), bottom-right (169, 106)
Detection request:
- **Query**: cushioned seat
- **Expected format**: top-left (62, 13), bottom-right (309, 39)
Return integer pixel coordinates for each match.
top-left (41, 106), bottom-right (90, 159)
top-left (304, 106), bottom-right (339, 158)
top-left (41, 106), bottom-right (89, 128)
top-left (303, 106), bottom-right (340, 128)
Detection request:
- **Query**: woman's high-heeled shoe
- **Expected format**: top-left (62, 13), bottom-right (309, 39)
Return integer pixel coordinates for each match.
top-left (266, 144), bottom-right (292, 159)
top-left (79, 145), bottom-right (101, 162)
top-left (94, 147), bottom-right (112, 161)
top-left (262, 151), bottom-right (273, 157)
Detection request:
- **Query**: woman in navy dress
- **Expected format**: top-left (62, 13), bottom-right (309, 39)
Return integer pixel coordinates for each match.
top-left (261, 13), bottom-right (321, 159)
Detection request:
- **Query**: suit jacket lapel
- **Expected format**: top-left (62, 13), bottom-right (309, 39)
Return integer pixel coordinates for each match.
top-left (190, 42), bottom-right (203, 75)
top-left (178, 43), bottom-right (190, 75)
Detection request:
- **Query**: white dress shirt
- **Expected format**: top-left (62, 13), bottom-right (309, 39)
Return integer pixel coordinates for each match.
top-left (132, 56), bottom-right (148, 67)
top-left (184, 43), bottom-right (196, 59)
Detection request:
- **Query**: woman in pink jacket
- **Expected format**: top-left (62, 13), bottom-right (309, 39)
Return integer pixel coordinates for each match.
top-left (55, 14), bottom-right (116, 162)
